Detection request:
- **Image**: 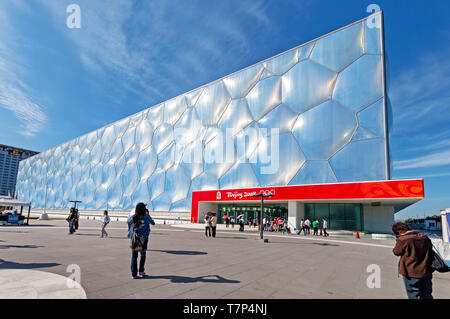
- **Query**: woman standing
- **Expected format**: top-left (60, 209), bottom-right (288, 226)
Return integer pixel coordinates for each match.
top-left (101, 210), bottom-right (110, 238)
top-left (210, 215), bottom-right (217, 238)
top-left (127, 202), bottom-right (155, 279)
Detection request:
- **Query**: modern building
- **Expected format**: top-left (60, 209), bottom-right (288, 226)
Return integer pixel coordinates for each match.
top-left (16, 12), bottom-right (424, 233)
top-left (0, 144), bottom-right (38, 197)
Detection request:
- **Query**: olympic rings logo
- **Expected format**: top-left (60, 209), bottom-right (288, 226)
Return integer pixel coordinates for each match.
top-left (259, 189), bottom-right (275, 196)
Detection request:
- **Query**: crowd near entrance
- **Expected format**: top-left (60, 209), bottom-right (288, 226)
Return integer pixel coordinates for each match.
top-left (217, 204), bottom-right (288, 225)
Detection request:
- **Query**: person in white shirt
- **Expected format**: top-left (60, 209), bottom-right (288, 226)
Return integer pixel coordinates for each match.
top-left (304, 218), bottom-right (311, 235)
top-left (101, 210), bottom-right (110, 238)
top-left (322, 218), bottom-right (329, 237)
top-left (298, 219), bottom-right (305, 235)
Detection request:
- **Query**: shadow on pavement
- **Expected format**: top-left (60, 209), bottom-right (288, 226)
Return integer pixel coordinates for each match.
top-left (150, 249), bottom-right (207, 255)
top-left (216, 236), bottom-right (248, 240)
top-left (266, 240), bottom-right (340, 247)
top-left (0, 245), bottom-right (43, 249)
top-left (142, 274), bottom-right (240, 284)
top-left (0, 258), bottom-right (60, 269)
top-left (311, 242), bottom-right (340, 246)
top-left (74, 233), bottom-right (126, 239)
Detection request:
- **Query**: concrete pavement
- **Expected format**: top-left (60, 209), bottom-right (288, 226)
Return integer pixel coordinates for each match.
top-left (0, 219), bottom-right (449, 299)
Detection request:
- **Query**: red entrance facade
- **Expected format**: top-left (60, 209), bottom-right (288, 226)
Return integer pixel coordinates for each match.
top-left (191, 179), bottom-right (424, 229)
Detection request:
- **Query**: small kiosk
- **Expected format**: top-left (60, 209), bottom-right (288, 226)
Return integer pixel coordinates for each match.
top-left (0, 197), bottom-right (32, 225)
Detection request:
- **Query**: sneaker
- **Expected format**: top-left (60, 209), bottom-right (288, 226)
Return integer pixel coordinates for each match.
top-left (132, 275), bottom-right (138, 279)
top-left (139, 272), bottom-right (146, 277)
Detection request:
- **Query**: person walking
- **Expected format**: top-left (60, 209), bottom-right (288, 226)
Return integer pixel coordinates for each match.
top-left (66, 208), bottom-right (77, 235)
top-left (210, 215), bottom-right (217, 238)
top-left (231, 217), bottom-right (235, 228)
top-left (312, 219), bottom-right (318, 236)
top-left (304, 218), bottom-right (311, 235)
top-left (127, 202), bottom-right (155, 279)
top-left (283, 218), bottom-right (288, 234)
top-left (392, 222), bottom-right (435, 299)
top-left (204, 215), bottom-right (211, 237)
top-left (225, 216), bottom-right (230, 228)
top-left (101, 210), bottom-right (110, 238)
top-left (297, 219), bottom-right (304, 235)
top-left (74, 209), bottom-right (80, 231)
top-left (239, 217), bottom-right (244, 232)
top-left (322, 218), bottom-right (329, 237)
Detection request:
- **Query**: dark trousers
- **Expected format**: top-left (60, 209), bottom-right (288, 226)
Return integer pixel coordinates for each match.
top-left (304, 226), bottom-right (310, 235)
top-left (313, 227), bottom-right (318, 235)
top-left (403, 274), bottom-right (433, 299)
top-left (323, 228), bottom-right (329, 237)
top-left (205, 226), bottom-right (211, 237)
top-left (69, 221), bottom-right (75, 234)
top-left (211, 226), bottom-right (216, 237)
top-left (75, 220), bottom-right (79, 230)
top-left (131, 250), bottom-right (147, 277)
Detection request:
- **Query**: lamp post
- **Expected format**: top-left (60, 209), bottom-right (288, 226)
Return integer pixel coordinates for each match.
top-left (69, 200), bottom-right (82, 209)
top-left (251, 193), bottom-right (274, 240)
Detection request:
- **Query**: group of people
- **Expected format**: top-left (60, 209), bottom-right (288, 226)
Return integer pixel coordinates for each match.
top-left (297, 218), bottom-right (329, 237)
top-left (262, 217), bottom-right (289, 233)
top-left (66, 207), bottom-right (80, 234)
top-left (223, 215), bottom-right (245, 231)
top-left (223, 215), bottom-right (290, 233)
top-left (204, 214), bottom-right (217, 237)
top-left (67, 208), bottom-right (110, 238)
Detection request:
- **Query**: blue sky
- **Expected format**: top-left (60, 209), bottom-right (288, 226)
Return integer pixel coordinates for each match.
top-left (0, 0), bottom-right (449, 219)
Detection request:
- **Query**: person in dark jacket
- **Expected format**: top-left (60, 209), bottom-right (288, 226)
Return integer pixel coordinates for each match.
top-left (392, 222), bottom-right (434, 299)
top-left (66, 208), bottom-right (77, 234)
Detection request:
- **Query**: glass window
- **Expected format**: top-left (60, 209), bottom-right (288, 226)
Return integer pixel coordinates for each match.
top-left (304, 203), bottom-right (362, 231)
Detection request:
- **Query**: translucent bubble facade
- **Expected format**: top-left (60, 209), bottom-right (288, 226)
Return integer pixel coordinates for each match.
top-left (16, 14), bottom-right (389, 212)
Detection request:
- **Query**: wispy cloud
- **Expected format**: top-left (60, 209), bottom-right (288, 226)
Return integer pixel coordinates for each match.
top-left (389, 45), bottom-right (450, 174)
top-left (389, 50), bottom-right (450, 129)
top-left (0, 4), bottom-right (47, 137)
top-left (40, 0), bottom-right (273, 105)
top-left (394, 149), bottom-right (450, 170)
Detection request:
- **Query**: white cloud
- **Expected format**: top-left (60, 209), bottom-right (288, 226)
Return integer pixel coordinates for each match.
top-left (393, 149), bottom-right (450, 170)
top-left (0, 4), bottom-right (47, 137)
top-left (40, 0), bottom-right (272, 103)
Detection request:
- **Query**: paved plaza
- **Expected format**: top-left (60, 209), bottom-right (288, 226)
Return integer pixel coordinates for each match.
top-left (1, 219), bottom-right (449, 299)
